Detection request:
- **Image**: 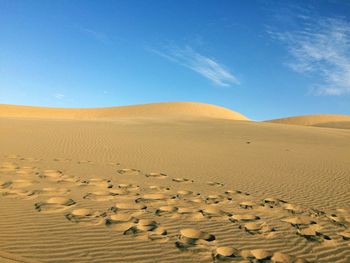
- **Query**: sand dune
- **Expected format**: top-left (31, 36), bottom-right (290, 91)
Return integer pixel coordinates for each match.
top-left (0, 103), bottom-right (350, 262)
top-left (313, 121), bottom-right (350, 129)
top-left (0, 102), bottom-right (250, 121)
top-left (267, 114), bottom-right (350, 129)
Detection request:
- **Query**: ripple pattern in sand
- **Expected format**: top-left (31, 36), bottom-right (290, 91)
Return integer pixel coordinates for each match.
top-left (0, 155), bottom-right (349, 263)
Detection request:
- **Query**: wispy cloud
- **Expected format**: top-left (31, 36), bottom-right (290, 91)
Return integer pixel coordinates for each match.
top-left (79, 27), bottom-right (110, 44)
top-left (149, 46), bottom-right (239, 87)
top-left (268, 16), bottom-right (350, 95)
top-left (54, 93), bottom-right (65, 100)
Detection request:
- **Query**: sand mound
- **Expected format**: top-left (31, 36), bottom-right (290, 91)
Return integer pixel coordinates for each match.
top-left (267, 114), bottom-right (350, 129)
top-left (0, 102), bottom-right (250, 121)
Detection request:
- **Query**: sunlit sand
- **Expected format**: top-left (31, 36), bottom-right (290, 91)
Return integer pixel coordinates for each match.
top-left (0, 102), bottom-right (349, 262)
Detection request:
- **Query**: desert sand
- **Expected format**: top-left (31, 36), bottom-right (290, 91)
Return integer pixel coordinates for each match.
top-left (267, 114), bottom-right (350, 129)
top-left (0, 102), bottom-right (349, 263)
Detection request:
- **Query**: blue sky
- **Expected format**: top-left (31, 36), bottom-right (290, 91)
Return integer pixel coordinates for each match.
top-left (0, 0), bottom-right (350, 120)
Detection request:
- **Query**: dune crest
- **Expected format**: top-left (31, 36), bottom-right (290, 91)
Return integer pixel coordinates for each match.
top-left (0, 102), bottom-right (250, 121)
top-left (266, 114), bottom-right (350, 128)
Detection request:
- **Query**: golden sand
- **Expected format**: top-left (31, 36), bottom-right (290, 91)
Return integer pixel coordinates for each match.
top-left (0, 102), bottom-right (349, 262)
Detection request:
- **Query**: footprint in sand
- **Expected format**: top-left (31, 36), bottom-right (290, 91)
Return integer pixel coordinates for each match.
top-left (271, 251), bottom-right (307, 263)
top-left (172, 178), bottom-right (193, 183)
top-left (41, 170), bottom-right (63, 180)
top-left (296, 225), bottom-right (331, 242)
top-left (106, 213), bottom-right (168, 242)
top-left (155, 205), bottom-right (178, 217)
top-left (239, 201), bottom-right (257, 209)
top-left (241, 249), bottom-right (273, 262)
top-left (281, 216), bottom-right (317, 228)
top-left (117, 168), bottom-right (141, 176)
top-left (110, 202), bottom-right (147, 213)
top-left (325, 213), bottom-right (350, 227)
top-left (225, 189), bottom-right (250, 197)
top-left (199, 205), bottom-right (230, 219)
top-left (80, 178), bottom-right (113, 188)
top-left (187, 196), bottom-right (205, 205)
top-left (160, 206), bottom-right (204, 221)
top-left (213, 249), bottom-right (306, 263)
top-left (83, 188), bottom-right (131, 201)
top-left (117, 183), bottom-right (140, 192)
top-left (106, 212), bottom-right (137, 224)
top-left (229, 214), bottom-right (260, 223)
top-left (135, 193), bottom-right (175, 203)
top-left (57, 175), bottom-right (81, 183)
top-left (147, 185), bottom-right (171, 192)
top-left (1, 188), bottom-right (37, 200)
top-left (282, 203), bottom-right (304, 214)
top-left (35, 197), bottom-right (76, 213)
top-left (308, 208), bottom-right (326, 218)
top-left (207, 181), bottom-right (224, 187)
top-left (176, 207), bottom-right (202, 219)
top-left (261, 197), bottom-right (286, 208)
top-left (326, 208), bottom-right (350, 228)
top-left (240, 249), bottom-right (306, 262)
top-left (176, 191), bottom-right (201, 202)
top-left (213, 246), bottom-right (241, 261)
top-left (175, 228), bottom-right (216, 251)
top-left (176, 190), bottom-right (195, 197)
top-left (205, 194), bottom-right (227, 205)
top-left (65, 208), bottom-right (105, 225)
top-left (105, 213), bottom-right (139, 232)
top-left (122, 219), bottom-right (168, 242)
top-left (145, 172), bottom-right (168, 179)
top-left (240, 221), bottom-right (275, 236)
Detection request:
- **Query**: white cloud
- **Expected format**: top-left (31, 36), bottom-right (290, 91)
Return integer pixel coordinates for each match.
top-left (149, 46), bottom-right (239, 87)
top-left (269, 17), bottom-right (350, 95)
top-left (54, 93), bottom-right (65, 100)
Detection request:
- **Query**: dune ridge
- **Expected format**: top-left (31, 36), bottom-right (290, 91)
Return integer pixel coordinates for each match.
top-left (0, 102), bottom-right (250, 121)
top-left (266, 114), bottom-right (350, 128)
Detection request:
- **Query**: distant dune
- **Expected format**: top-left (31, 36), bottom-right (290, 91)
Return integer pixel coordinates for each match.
top-left (266, 114), bottom-right (350, 129)
top-left (0, 102), bottom-right (250, 121)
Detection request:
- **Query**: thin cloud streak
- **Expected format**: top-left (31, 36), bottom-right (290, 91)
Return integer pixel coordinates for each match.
top-left (149, 46), bottom-right (239, 87)
top-left (268, 16), bottom-right (350, 95)
top-left (78, 27), bottom-right (110, 44)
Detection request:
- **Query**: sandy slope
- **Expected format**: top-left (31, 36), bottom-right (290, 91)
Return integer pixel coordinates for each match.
top-left (0, 103), bottom-right (349, 263)
top-left (267, 114), bottom-right (350, 129)
top-left (0, 102), bottom-right (250, 121)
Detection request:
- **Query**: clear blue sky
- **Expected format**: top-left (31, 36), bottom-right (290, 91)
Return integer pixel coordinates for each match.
top-left (1, 0), bottom-right (350, 120)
